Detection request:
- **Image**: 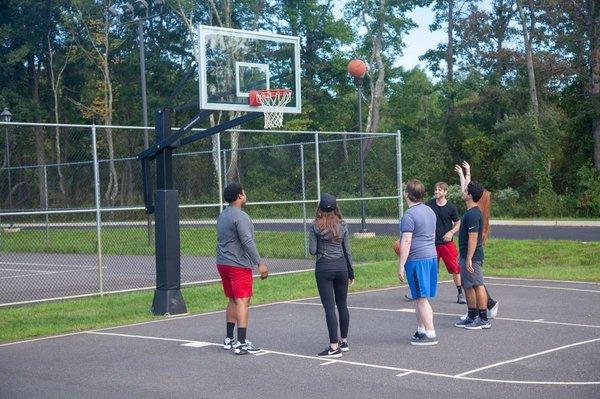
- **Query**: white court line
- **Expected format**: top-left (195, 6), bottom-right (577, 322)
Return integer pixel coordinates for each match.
top-left (82, 331), bottom-right (600, 385)
top-left (0, 267), bottom-right (57, 273)
top-left (181, 341), bottom-right (213, 348)
top-left (320, 360), bottom-right (337, 366)
top-left (455, 337), bottom-right (600, 377)
top-left (485, 282), bottom-right (600, 293)
top-left (0, 267), bottom-right (100, 280)
top-left (396, 371), bottom-right (413, 378)
top-left (285, 302), bottom-right (600, 329)
top-left (486, 276), bottom-right (600, 285)
top-left (0, 261), bottom-right (98, 269)
top-left (85, 331), bottom-right (217, 345)
top-left (0, 331), bottom-right (84, 347)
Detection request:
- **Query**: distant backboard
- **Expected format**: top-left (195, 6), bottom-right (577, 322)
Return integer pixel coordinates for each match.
top-left (198, 25), bottom-right (301, 113)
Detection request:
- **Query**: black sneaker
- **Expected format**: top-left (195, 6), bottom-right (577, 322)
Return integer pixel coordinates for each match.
top-left (233, 340), bottom-right (261, 355)
top-left (455, 318), bottom-right (474, 328)
top-left (457, 292), bottom-right (467, 304)
top-left (410, 331), bottom-right (425, 343)
top-left (465, 317), bottom-right (492, 330)
top-left (339, 341), bottom-right (349, 352)
top-left (410, 333), bottom-right (438, 346)
top-left (317, 346), bottom-right (342, 358)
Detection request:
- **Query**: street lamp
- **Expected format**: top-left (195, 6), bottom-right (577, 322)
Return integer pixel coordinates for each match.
top-left (347, 59), bottom-right (368, 233)
top-left (111, 1), bottom-right (164, 245)
top-left (1, 107), bottom-right (12, 211)
top-left (110, 1), bottom-right (160, 150)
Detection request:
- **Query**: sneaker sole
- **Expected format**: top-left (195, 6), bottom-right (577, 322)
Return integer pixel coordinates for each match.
top-left (465, 324), bottom-right (491, 330)
top-left (410, 340), bottom-right (438, 346)
top-left (234, 350), bottom-right (249, 355)
top-left (340, 348), bottom-right (350, 352)
top-left (317, 353), bottom-right (343, 358)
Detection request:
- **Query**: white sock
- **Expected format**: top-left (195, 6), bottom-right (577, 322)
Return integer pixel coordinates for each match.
top-left (425, 330), bottom-right (436, 338)
top-left (417, 326), bottom-right (425, 334)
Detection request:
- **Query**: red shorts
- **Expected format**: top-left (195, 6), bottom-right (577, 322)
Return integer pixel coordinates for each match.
top-left (217, 264), bottom-right (253, 298)
top-left (435, 241), bottom-right (460, 274)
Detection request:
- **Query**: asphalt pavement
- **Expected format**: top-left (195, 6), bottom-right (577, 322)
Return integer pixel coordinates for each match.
top-left (1, 277), bottom-right (598, 398)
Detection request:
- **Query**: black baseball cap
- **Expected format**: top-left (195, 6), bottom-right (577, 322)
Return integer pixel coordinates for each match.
top-left (319, 193), bottom-right (337, 212)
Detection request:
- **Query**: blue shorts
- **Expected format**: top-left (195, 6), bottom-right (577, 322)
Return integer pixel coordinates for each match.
top-left (405, 258), bottom-right (437, 299)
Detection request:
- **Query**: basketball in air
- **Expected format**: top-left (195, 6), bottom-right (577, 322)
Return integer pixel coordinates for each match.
top-left (347, 59), bottom-right (367, 78)
top-left (393, 239), bottom-right (400, 256)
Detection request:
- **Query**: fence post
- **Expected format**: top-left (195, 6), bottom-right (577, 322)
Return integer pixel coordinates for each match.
top-left (91, 124), bottom-right (104, 296)
top-left (396, 129), bottom-right (403, 220)
top-left (43, 165), bottom-right (49, 245)
top-left (222, 149), bottom-right (227, 189)
top-left (300, 144), bottom-right (308, 257)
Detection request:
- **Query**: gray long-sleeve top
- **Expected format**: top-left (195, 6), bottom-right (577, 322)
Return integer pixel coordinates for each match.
top-left (309, 221), bottom-right (354, 279)
top-left (216, 206), bottom-right (261, 268)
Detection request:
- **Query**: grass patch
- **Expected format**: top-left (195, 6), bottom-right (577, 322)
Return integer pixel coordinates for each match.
top-left (0, 226), bottom-right (398, 261)
top-left (1, 237), bottom-right (599, 344)
top-left (0, 261), bottom-right (400, 344)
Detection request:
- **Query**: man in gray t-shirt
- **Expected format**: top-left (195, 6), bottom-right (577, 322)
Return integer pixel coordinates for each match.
top-left (216, 183), bottom-right (268, 355)
top-left (397, 179), bottom-right (438, 346)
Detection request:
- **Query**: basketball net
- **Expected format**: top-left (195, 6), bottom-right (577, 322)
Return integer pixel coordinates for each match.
top-left (255, 89), bottom-right (292, 129)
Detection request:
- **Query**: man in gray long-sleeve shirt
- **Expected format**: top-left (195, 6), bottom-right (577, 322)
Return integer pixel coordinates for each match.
top-left (216, 183), bottom-right (268, 355)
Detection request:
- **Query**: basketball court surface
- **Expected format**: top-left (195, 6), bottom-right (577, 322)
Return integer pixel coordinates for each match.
top-left (2, 277), bottom-right (598, 398)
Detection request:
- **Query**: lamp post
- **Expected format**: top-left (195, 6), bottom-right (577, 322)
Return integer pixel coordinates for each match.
top-left (111, 1), bottom-right (164, 244)
top-left (1, 108), bottom-right (12, 211)
top-left (347, 59), bottom-right (368, 233)
top-left (110, 0), bottom-right (164, 149)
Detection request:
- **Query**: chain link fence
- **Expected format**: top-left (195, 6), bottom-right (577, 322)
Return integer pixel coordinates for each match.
top-left (0, 122), bottom-right (402, 306)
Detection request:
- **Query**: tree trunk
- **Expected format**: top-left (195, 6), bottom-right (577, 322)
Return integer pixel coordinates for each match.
top-left (589, 0), bottom-right (600, 172)
top-left (29, 56), bottom-right (47, 208)
top-left (102, 15), bottom-right (118, 207)
top-left (47, 32), bottom-right (69, 205)
top-left (516, 0), bottom-right (540, 127)
top-left (363, 0), bottom-right (386, 154)
top-left (444, 0), bottom-right (461, 159)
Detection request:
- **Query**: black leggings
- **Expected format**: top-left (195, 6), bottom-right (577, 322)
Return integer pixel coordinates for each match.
top-left (315, 270), bottom-right (349, 343)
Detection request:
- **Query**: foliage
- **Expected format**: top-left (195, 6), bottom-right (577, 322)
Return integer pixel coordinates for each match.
top-left (0, 0), bottom-right (598, 217)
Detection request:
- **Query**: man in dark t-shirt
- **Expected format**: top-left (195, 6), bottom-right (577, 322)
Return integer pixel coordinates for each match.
top-left (454, 181), bottom-right (490, 330)
top-left (426, 182), bottom-right (466, 304)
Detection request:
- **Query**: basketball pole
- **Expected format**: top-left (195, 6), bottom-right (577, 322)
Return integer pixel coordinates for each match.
top-left (140, 107), bottom-right (262, 316)
top-left (355, 77), bottom-right (368, 233)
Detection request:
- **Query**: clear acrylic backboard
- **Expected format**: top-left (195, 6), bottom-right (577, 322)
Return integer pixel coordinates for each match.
top-left (198, 25), bottom-right (301, 114)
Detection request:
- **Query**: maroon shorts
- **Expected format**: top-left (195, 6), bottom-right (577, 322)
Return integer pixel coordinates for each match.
top-left (217, 264), bottom-right (253, 298)
top-left (435, 242), bottom-right (460, 274)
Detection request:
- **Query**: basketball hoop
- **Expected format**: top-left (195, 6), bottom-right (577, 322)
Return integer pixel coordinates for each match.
top-left (249, 89), bottom-right (292, 129)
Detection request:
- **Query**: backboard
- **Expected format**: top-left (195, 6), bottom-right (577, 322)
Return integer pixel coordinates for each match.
top-left (198, 25), bottom-right (301, 113)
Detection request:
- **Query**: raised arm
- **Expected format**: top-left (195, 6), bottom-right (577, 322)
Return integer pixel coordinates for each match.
top-left (454, 161), bottom-right (472, 192)
top-left (463, 161), bottom-right (471, 187)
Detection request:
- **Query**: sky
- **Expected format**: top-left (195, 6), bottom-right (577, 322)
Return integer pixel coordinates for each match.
top-left (400, 6), bottom-right (446, 71)
top-left (331, 2), bottom-right (447, 72)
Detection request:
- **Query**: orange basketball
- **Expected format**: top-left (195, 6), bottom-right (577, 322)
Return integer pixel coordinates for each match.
top-left (347, 59), bottom-right (367, 78)
top-left (393, 239), bottom-right (400, 256)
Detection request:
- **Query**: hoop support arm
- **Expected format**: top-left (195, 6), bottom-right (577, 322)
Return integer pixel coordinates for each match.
top-left (179, 112), bottom-right (263, 147)
top-left (137, 109), bottom-right (213, 160)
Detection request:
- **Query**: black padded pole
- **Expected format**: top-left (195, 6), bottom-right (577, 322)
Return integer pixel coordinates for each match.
top-left (151, 108), bottom-right (187, 315)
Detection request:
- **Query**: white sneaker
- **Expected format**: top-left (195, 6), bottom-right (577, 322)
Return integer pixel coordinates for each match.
top-left (460, 313), bottom-right (468, 321)
top-left (223, 337), bottom-right (235, 350)
top-left (234, 340), bottom-right (261, 355)
top-left (488, 301), bottom-right (499, 319)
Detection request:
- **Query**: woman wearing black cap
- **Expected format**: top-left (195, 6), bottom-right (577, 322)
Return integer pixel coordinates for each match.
top-left (309, 193), bottom-right (355, 358)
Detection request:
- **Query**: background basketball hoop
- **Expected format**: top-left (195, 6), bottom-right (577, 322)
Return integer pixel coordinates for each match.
top-left (249, 89), bottom-right (292, 129)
